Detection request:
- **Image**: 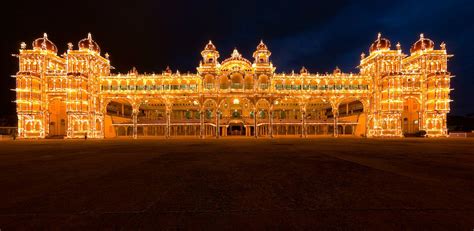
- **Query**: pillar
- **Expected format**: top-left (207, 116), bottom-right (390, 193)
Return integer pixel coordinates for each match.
top-left (132, 110), bottom-right (138, 139)
top-left (200, 110), bottom-right (204, 139)
top-left (269, 110), bottom-right (273, 138)
top-left (254, 110), bottom-right (258, 138)
top-left (301, 110), bottom-right (306, 138)
top-left (333, 108), bottom-right (339, 137)
top-left (166, 110), bottom-right (171, 138)
top-left (216, 110), bottom-right (220, 138)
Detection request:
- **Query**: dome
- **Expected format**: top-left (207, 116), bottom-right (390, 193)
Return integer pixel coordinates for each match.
top-left (256, 40), bottom-right (268, 50)
top-left (221, 48), bottom-right (252, 66)
top-left (32, 33), bottom-right (58, 53)
top-left (410, 33), bottom-right (434, 53)
top-left (369, 33), bottom-right (391, 53)
top-left (78, 33), bottom-right (101, 53)
top-left (204, 40), bottom-right (217, 51)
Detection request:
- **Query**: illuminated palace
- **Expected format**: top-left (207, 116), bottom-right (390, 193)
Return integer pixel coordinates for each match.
top-left (13, 33), bottom-right (452, 139)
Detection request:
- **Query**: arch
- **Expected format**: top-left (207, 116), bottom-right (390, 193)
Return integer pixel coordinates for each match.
top-left (230, 72), bottom-right (244, 89)
top-left (258, 75), bottom-right (269, 90)
top-left (337, 98), bottom-right (367, 137)
top-left (402, 97), bottom-right (421, 135)
top-left (104, 98), bottom-right (134, 138)
top-left (219, 75), bottom-right (230, 89)
top-left (204, 74), bottom-right (215, 90)
top-left (48, 98), bottom-right (67, 137)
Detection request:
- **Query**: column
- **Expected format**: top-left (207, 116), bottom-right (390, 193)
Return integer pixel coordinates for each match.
top-left (200, 110), bottom-right (204, 139)
top-left (132, 110), bottom-right (138, 139)
top-left (301, 110), bottom-right (306, 138)
top-left (333, 108), bottom-right (339, 137)
top-left (254, 110), bottom-right (258, 138)
top-left (269, 110), bottom-right (273, 138)
top-left (216, 110), bottom-right (220, 138)
top-left (166, 110), bottom-right (170, 138)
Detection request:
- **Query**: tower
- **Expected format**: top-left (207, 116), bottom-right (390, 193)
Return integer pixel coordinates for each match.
top-left (198, 41), bottom-right (220, 90)
top-left (65, 33), bottom-right (110, 138)
top-left (360, 33), bottom-right (405, 137)
top-left (252, 40), bottom-right (274, 90)
top-left (15, 33), bottom-right (66, 138)
top-left (402, 34), bottom-right (452, 136)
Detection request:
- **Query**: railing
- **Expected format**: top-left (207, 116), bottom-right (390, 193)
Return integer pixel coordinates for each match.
top-left (100, 84), bottom-right (370, 93)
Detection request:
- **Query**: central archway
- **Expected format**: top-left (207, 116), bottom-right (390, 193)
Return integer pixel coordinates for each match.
top-left (219, 97), bottom-right (254, 136)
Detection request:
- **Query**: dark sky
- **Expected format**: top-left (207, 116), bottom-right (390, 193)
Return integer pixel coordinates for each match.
top-left (1, 0), bottom-right (473, 116)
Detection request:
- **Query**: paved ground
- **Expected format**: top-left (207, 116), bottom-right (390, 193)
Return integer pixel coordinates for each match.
top-left (0, 137), bottom-right (473, 230)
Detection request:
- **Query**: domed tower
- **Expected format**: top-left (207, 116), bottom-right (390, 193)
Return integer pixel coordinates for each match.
top-left (198, 41), bottom-right (220, 90)
top-left (402, 34), bottom-right (452, 137)
top-left (253, 40), bottom-right (271, 64)
top-left (65, 33), bottom-right (111, 138)
top-left (360, 33), bottom-right (405, 138)
top-left (15, 33), bottom-right (67, 138)
top-left (252, 40), bottom-right (274, 90)
top-left (200, 40), bottom-right (220, 65)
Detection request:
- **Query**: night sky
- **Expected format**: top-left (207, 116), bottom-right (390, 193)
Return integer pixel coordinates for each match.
top-left (1, 0), bottom-right (473, 116)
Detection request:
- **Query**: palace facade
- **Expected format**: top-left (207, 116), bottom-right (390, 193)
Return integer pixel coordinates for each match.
top-left (13, 33), bottom-right (452, 139)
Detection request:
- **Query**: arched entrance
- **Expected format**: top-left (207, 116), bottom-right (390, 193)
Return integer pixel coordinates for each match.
top-left (337, 99), bottom-right (366, 136)
top-left (402, 98), bottom-right (421, 135)
top-left (104, 99), bottom-right (133, 138)
top-left (48, 98), bottom-right (67, 137)
top-left (219, 97), bottom-right (253, 136)
top-left (228, 121), bottom-right (246, 136)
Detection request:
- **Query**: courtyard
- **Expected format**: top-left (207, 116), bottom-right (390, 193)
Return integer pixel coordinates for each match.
top-left (0, 137), bottom-right (473, 229)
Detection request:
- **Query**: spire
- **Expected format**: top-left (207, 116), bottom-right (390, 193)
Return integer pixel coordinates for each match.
top-left (41, 33), bottom-right (47, 49)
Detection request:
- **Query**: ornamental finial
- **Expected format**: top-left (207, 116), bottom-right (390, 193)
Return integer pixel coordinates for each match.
top-left (88, 33), bottom-right (92, 41)
top-left (396, 42), bottom-right (401, 50)
top-left (231, 48), bottom-right (241, 58)
top-left (20, 42), bottom-right (26, 49)
top-left (420, 33), bottom-right (424, 39)
top-left (67, 42), bottom-right (73, 50)
top-left (377, 32), bottom-right (381, 40)
top-left (43, 33), bottom-right (48, 39)
top-left (440, 42), bottom-right (446, 50)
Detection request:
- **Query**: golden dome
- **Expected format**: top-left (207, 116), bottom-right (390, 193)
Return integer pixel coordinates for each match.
top-left (410, 33), bottom-right (434, 53)
top-left (78, 33), bottom-right (100, 53)
top-left (369, 33), bottom-right (391, 53)
top-left (32, 33), bottom-right (58, 53)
